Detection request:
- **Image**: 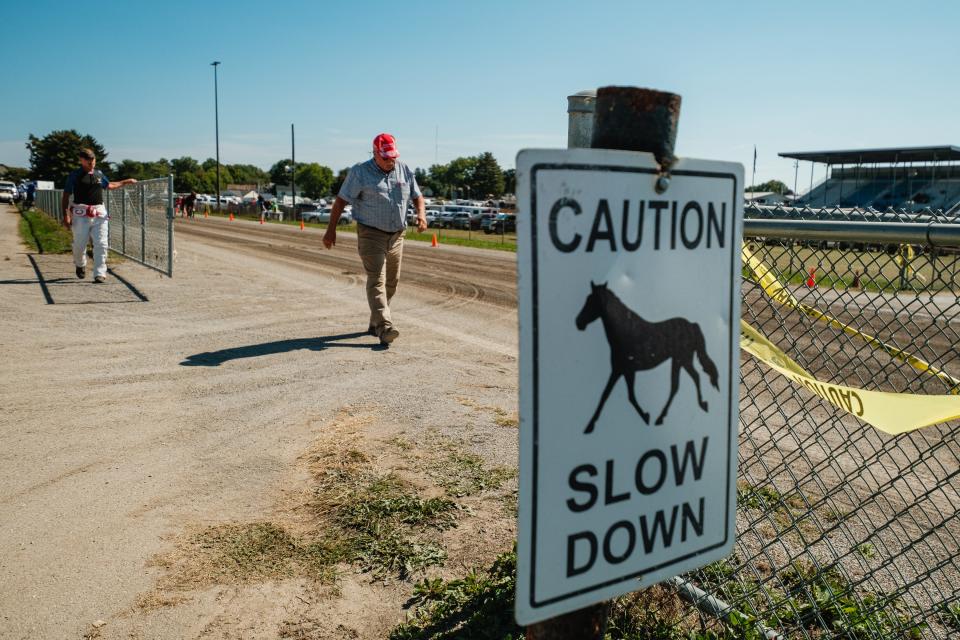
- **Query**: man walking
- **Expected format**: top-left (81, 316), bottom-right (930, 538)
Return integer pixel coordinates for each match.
top-left (61, 148), bottom-right (137, 283)
top-left (322, 133), bottom-right (427, 346)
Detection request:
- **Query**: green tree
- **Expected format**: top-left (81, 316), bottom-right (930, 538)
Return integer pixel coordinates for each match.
top-left (746, 179), bottom-right (793, 195)
top-left (269, 159), bottom-right (295, 186)
top-left (1, 166), bottom-right (31, 182)
top-left (171, 157), bottom-right (202, 192)
top-left (229, 163), bottom-right (270, 186)
top-left (331, 167), bottom-right (351, 197)
top-left (447, 156), bottom-right (478, 197)
top-left (414, 167), bottom-right (437, 197)
top-left (295, 163), bottom-right (334, 199)
top-left (503, 168), bottom-right (516, 195)
top-left (471, 152), bottom-right (505, 198)
top-left (114, 159), bottom-right (145, 180)
top-left (26, 129), bottom-right (108, 187)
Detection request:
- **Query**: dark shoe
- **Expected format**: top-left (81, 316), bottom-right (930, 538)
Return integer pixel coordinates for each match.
top-left (93, 275), bottom-right (106, 284)
top-left (367, 325), bottom-right (377, 336)
top-left (76, 266), bottom-right (86, 279)
top-left (379, 327), bottom-right (399, 345)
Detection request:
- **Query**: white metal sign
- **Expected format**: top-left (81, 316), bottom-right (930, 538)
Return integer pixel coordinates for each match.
top-left (515, 148), bottom-right (743, 625)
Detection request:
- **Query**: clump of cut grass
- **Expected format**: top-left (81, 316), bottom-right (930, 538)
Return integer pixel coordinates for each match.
top-left (493, 408), bottom-right (519, 428)
top-left (314, 466), bottom-right (458, 579)
top-left (182, 522), bottom-right (340, 585)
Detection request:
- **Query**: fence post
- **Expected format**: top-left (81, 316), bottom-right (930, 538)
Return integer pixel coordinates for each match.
top-left (140, 183), bottom-right (146, 261)
top-left (122, 188), bottom-right (127, 254)
top-left (167, 174), bottom-right (174, 277)
top-left (525, 86), bottom-right (683, 640)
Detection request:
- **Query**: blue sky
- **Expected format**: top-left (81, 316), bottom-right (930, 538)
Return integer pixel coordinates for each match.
top-left (2, 0), bottom-right (957, 189)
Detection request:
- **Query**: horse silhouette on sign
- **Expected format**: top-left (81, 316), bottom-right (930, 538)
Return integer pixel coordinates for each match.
top-left (575, 282), bottom-right (719, 433)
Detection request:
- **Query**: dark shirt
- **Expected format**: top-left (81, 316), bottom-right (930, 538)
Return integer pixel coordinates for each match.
top-left (64, 169), bottom-right (109, 205)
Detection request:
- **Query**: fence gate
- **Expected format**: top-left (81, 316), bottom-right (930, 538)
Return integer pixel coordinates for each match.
top-left (104, 176), bottom-right (174, 276)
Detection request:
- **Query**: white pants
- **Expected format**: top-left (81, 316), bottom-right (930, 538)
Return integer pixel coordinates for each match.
top-left (72, 216), bottom-right (109, 278)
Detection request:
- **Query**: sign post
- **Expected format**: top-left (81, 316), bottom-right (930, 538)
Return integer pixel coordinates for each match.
top-left (516, 89), bottom-right (743, 628)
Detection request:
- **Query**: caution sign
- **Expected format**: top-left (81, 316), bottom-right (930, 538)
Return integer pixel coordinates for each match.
top-left (515, 148), bottom-right (744, 624)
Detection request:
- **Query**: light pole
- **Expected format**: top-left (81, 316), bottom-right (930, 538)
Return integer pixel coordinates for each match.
top-left (290, 123), bottom-right (296, 219)
top-left (211, 61), bottom-right (221, 215)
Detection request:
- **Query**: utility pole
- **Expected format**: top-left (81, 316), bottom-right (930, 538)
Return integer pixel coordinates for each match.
top-left (211, 61), bottom-right (221, 215)
top-left (291, 124), bottom-right (296, 218)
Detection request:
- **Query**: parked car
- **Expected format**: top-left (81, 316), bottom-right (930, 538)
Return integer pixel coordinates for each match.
top-left (302, 205), bottom-right (352, 225)
top-left (0, 181), bottom-right (16, 203)
top-left (483, 213), bottom-right (517, 234)
top-left (450, 212), bottom-right (479, 230)
top-left (300, 208), bottom-right (325, 223)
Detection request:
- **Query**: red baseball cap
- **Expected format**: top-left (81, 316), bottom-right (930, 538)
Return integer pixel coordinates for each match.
top-left (373, 133), bottom-right (399, 159)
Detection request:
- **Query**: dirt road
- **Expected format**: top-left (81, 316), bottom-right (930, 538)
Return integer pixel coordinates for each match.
top-left (0, 209), bottom-right (520, 639)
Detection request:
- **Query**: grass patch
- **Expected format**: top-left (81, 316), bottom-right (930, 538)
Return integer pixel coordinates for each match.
top-left (313, 461), bottom-right (458, 579)
top-left (406, 229), bottom-right (516, 252)
top-left (938, 602), bottom-right (960, 630)
top-left (391, 550), bottom-right (778, 640)
top-left (775, 562), bottom-right (925, 639)
top-left (390, 550), bottom-right (522, 640)
top-left (427, 444), bottom-right (516, 499)
top-left (180, 522), bottom-right (339, 585)
top-left (18, 207), bottom-right (73, 254)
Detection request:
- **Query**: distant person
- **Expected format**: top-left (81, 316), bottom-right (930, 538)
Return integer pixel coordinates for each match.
top-left (25, 181), bottom-right (36, 208)
top-left (322, 133), bottom-right (427, 346)
top-left (183, 191), bottom-right (197, 218)
top-left (61, 148), bottom-right (137, 283)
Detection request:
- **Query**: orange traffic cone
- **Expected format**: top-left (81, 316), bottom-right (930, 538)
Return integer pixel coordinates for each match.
top-left (229, 212), bottom-right (234, 221)
top-left (431, 233), bottom-right (438, 247)
top-left (300, 219), bottom-right (305, 231)
top-left (806, 267), bottom-right (816, 288)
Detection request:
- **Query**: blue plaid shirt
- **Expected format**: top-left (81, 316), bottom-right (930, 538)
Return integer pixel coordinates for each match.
top-left (338, 159), bottom-right (421, 232)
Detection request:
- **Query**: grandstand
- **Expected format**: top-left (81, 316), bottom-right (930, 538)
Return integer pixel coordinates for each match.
top-left (780, 145), bottom-right (960, 213)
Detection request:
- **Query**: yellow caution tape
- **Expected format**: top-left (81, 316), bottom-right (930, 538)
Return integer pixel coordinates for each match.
top-left (740, 320), bottom-right (960, 434)
top-left (741, 243), bottom-right (960, 393)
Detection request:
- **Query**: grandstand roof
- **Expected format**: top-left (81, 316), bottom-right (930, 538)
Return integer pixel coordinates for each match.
top-left (779, 145), bottom-right (960, 164)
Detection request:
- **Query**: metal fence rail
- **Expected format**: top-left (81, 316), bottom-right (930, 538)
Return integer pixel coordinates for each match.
top-left (681, 204), bottom-right (960, 639)
top-left (35, 176), bottom-right (174, 276)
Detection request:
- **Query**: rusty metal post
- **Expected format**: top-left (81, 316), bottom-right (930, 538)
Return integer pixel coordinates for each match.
top-left (525, 603), bottom-right (611, 640)
top-left (591, 85), bottom-right (681, 172)
top-left (526, 85), bottom-right (683, 640)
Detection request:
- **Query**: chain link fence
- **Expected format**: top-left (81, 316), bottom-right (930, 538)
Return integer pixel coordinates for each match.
top-left (676, 203), bottom-right (960, 639)
top-left (35, 176), bottom-right (174, 276)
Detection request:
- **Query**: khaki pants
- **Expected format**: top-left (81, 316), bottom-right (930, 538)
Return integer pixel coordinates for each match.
top-left (356, 223), bottom-right (405, 334)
